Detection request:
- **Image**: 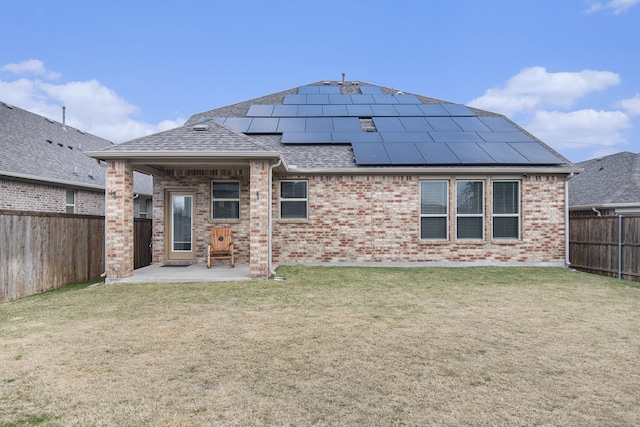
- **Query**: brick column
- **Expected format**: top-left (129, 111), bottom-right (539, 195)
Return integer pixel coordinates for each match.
top-left (105, 161), bottom-right (134, 279)
top-left (249, 160), bottom-right (270, 278)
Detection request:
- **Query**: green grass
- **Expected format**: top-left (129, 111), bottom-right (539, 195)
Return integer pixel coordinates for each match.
top-left (1, 267), bottom-right (640, 426)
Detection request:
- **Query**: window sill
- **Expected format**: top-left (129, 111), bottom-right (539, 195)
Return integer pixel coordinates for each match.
top-left (277, 218), bottom-right (309, 224)
top-left (211, 218), bottom-right (242, 223)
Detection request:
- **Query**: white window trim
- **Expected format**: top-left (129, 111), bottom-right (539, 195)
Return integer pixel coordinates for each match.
top-left (280, 180), bottom-right (308, 220)
top-left (492, 180), bottom-right (521, 240)
top-left (420, 180), bottom-right (449, 240)
top-left (211, 180), bottom-right (241, 220)
top-left (456, 180), bottom-right (485, 241)
top-left (65, 189), bottom-right (76, 214)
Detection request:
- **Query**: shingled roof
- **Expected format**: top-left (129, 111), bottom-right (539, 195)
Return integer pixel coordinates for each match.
top-left (0, 101), bottom-right (152, 194)
top-left (569, 151), bottom-right (640, 208)
top-left (88, 80), bottom-right (577, 174)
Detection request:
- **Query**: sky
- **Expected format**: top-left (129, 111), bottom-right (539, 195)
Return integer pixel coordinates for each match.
top-left (1, 0), bottom-right (639, 163)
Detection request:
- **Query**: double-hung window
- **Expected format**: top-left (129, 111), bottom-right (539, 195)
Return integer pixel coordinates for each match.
top-left (493, 181), bottom-right (520, 239)
top-left (65, 190), bottom-right (76, 214)
top-left (420, 181), bottom-right (448, 240)
top-left (456, 180), bottom-right (484, 239)
top-left (280, 180), bottom-right (307, 219)
top-left (212, 181), bottom-right (240, 219)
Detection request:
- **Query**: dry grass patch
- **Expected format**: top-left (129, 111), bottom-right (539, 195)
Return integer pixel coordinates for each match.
top-left (1, 267), bottom-right (640, 426)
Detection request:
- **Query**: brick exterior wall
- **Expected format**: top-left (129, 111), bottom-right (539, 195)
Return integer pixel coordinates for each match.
top-left (105, 161), bottom-right (134, 278)
top-left (150, 171), bottom-right (567, 276)
top-left (249, 160), bottom-right (270, 278)
top-left (271, 174), bottom-right (567, 265)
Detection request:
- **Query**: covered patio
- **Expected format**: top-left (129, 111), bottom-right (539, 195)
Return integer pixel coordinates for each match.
top-left (106, 264), bottom-right (252, 284)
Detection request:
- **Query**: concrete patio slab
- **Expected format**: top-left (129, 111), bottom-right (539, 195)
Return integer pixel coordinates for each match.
top-left (105, 263), bottom-right (252, 284)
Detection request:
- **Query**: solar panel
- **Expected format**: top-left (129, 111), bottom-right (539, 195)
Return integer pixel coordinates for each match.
top-left (372, 117), bottom-right (405, 132)
top-left (297, 105), bottom-right (323, 116)
top-left (246, 105), bottom-right (274, 117)
top-left (394, 104), bottom-right (424, 116)
top-left (386, 143), bottom-right (426, 164)
top-left (418, 104), bottom-right (450, 116)
top-left (318, 86), bottom-right (341, 94)
top-left (360, 86), bottom-right (383, 94)
top-left (452, 117), bottom-right (491, 132)
top-left (247, 118), bottom-right (279, 133)
top-left (283, 94), bottom-right (306, 104)
top-left (429, 132), bottom-right (483, 143)
top-left (381, 132), bottom-right (433, 143)
top-left (351, 94), bottom-right (375, 104)
top-left (373, 94), bottom-right (398, 104)
top-left (305, 118), bottom-right (334, 132)
top-left (306, 94), bottom-right (330, 104)
top-left (415, 143), bottom-right (461, 164)
top-left (322, 105), bottom-right (349, 117)
top-left (277, 118), bottom-right (306, 132)
top-left (332, 118), bottom-right (362, 132)
top-left (329, 94), bottom-right (353, 104)
top-left (272, 104), bottom-right (299, 117)
top-left (371, 104), bottom-right (399, 116)
top-left (220, 117), bottom-right (252, 133)
top-left (478, 117), bottom-right (517, 131)
top-left (442, 104), bottom-right (475, 116)
top-left (346, 105), bottom-right (374, 117)
top-left (447, 143), bottom-right (496, 164)
top-left (426, 117), bottom-right (463, 132)
top-left (510, 143), bottom-right (564, 164)
top-left (399, 117), bottom-right (433, 132)
top-left (332, 132), bottom-right (383, 143)
top-left (480, 143), bottom-right (530, 163)
top-left (352, 143), bottom-right (391, 165)
top-left (477, 131), bottom-right (533, 143)
top-left (395, 94), bottom-right (421, 104)
top-left (282, 132), bottom-right (332, 143)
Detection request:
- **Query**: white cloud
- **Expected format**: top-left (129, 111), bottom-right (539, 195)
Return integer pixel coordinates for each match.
top-left (617, 94), bottom-right (640, 115)
top-left (0, 60), bottom-right (185, 142)
top-left (526, 110), bottom-right (631, 149)
top-left (468, 66), bottom-right (620, 116)
top-left (1, 59), bottom-right (61, 79)
top-left (587, 0), bottom-right (640, 14)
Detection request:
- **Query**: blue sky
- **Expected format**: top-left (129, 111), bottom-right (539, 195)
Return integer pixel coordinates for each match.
top-left (1, 0), bottom-right (639, 162)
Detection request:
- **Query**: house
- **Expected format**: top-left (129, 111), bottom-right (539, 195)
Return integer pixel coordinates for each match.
top-left (86, 80), bottom-right (580, 280)
top-left (0, 101), bottom-right (152, 216)
top-left (569, 151), bottom-right (640, 216)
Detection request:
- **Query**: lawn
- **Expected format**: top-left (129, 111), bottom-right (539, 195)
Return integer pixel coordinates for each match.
top-left (1, 266), bottom-right (640, 426)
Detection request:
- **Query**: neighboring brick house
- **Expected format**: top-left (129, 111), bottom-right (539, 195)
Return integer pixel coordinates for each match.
top-left (87, 80), bottom-right (579, 280)
top-left (569, 151), bottom-right (640, 216)
top-left (0, 101), bottom-right (152, 216)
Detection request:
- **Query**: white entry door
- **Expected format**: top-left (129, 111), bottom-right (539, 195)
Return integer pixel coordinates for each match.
top-left (167, 191), bottom-right (196, 261)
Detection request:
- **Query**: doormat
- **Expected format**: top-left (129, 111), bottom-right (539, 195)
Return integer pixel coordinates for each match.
top-left (161, 264), bottom-right (190, 267)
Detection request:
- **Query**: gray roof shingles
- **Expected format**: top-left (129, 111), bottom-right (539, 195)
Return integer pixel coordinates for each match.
top-left (569, 151), bottom-right (640, 207)
top-left (0, 101), bottom-right (152, 195)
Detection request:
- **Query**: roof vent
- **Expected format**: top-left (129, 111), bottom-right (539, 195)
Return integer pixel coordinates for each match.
top-left (323, 81), bottom-right (331, 85)
top-left (45, 118), bottom-right (54, 123)
top-left (57, 143), bottom-right (64, 147)
top-left (193, 124), bottom-right (209, 131)
top-left (2, 102), bottom-right (14, 109)
top-left (396, 91), bottom-right (405, 95)
top-left (46, 139), bottom-right (53, 144)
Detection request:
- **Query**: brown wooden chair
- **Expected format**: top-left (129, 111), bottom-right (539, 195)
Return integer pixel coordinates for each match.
top-left (207, 227), bottom-right (234, 268)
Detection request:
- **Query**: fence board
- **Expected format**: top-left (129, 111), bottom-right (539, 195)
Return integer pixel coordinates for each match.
top-left (569, 215), bottom-right (640, 282)
top-left (1, 210), bottom-right (153, 302)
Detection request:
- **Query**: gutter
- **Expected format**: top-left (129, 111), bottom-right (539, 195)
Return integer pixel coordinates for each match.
top-left (1, 170), bottom-right (106, 191)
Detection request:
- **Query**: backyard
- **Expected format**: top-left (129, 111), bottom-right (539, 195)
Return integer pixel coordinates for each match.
top-left (1, 266), bottom-right (639, 426)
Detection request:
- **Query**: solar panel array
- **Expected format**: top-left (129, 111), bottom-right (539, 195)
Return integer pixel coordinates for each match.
top-left (213, 85), bottom-right (564, 166)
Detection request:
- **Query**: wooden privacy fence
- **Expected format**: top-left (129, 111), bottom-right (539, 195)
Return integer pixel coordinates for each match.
top-left (1, 210), bottom-right (153, 302)
top-left (569, 215), bottom-right (640, 282)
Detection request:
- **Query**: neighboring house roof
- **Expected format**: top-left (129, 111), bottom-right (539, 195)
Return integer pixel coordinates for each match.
top-left (569, 151), bottom-right (640, 209)
top-left (87, 81), bottom-right (578, 175)
top-left (0, 101), bottom-right (152, 195)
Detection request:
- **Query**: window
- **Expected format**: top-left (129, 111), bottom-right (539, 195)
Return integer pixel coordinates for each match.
top-left (456, 181), bottom-right (484, 239)
top-left (139, 199), bottom-right (150, 219)
top-left (65, 190), bottom-right (75, 214)
top-left (420, 181), bottom-right (448, 240)
top-left (493, 181), bottom-right (520, 239)
top-left (280, 180), bottom-right (307, 219)
top-left (212, 181), bottom-right (240, 219)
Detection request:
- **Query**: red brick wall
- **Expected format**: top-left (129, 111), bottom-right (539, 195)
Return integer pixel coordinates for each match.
top-left (272, 174), bottom-right (567, 265)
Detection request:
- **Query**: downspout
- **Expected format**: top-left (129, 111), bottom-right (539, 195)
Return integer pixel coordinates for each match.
top-left (592, 207), bottom-right (602, 216)
top-left (268, 158), bottom-right (283, 276)
top-left (565, 173), bottom-right (574, 267)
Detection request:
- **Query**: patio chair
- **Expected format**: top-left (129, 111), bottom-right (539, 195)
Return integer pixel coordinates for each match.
top-left (207, 226), bottom-right (235, 268)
